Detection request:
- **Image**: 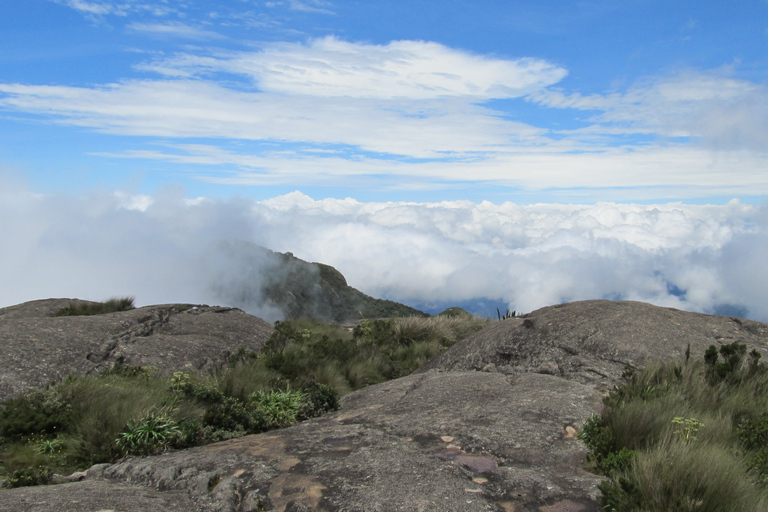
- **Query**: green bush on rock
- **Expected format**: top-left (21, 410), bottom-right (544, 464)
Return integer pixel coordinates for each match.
top-left (580, 344), bottom-right (768, 511)
top-left (55, 297), bottom-right (136, 317)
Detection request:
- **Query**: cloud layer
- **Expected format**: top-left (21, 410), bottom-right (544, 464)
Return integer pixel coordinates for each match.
top-left (2, 36), bottom-right (766, 200)
top-left (2, 182), bottom-right (765, 322)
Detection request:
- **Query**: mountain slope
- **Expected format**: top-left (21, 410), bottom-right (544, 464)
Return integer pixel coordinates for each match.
top-left (214, 243), bottom-right (426, 321)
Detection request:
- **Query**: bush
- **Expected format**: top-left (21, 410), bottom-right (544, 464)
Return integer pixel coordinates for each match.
top-left (582, 346), bottom-right (768, 511)
top-left (116, 413), bottom-right (181, 456)
top-left (55, 296), bottom-right (136, 317)
top-left (602, 440), bottom-right (766, 512)
top-left (8, 465), bottom-right (51, 488)
top-left (250, 388), bottom-right (306, 428)
top-left (0, 388), bottom-right (69, 440)
top-left (299, 381), bottom-right (340, 419)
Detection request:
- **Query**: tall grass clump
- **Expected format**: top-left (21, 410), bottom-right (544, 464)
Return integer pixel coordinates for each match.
top-left (580, 342), bottom-right (768, 511)
top-left (55, 296), bottom-right (136, 317)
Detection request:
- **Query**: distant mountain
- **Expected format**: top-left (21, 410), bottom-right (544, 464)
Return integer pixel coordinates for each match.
top-left (210, 242), bottom-right (427, 322)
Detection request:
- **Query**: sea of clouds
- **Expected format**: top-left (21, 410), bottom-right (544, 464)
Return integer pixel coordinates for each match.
top-left (2, 183), bottom-right (766, 322)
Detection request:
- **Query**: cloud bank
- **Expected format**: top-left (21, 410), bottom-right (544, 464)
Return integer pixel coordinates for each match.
top-left (2, 181), bottom-right (765, 322)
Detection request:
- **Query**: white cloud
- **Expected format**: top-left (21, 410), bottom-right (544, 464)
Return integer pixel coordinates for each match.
top-left (59, 0), bottom-right (113, 15)
top-left (0, 182), bottom-right (763, 322)
top-left (287, 0), bottom-right (335, 14)
top-left (0, 80), bottom-right (547, 158)
top-left (143, 37), bottom-right (567, 100)
top-left (52, 0), bottom-right (176, 17)
top-left (127, 22), bottom-right (225, 40)
top-left (98, 143), bottom-right (768, 199)
top-left (534, 70), bottom-right (768, 151)
top-left (1, 41), bottom-right (767, 200)
top-left (245, 37), bottom-right (567, 99)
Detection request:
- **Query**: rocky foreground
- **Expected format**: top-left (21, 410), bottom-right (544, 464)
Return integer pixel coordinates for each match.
top-left (2, 299), bottom-right (768, 512)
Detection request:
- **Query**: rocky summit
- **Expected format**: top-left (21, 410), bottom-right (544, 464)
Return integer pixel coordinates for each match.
top-left (3, 299), bottom-right (768, 512)
top-left (0, 298), bottom-right (274, 402)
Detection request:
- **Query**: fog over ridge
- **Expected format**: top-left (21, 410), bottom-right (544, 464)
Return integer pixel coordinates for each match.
top-left (1, 183), bottom-right (765, 322)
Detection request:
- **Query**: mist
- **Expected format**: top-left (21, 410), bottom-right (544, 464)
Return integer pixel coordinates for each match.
top-left (1, 182), bottom-right (764, 322)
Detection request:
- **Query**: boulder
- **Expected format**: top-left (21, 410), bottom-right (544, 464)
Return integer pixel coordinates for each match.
top-left (0, 299), bottom-right (274, 401)
top-left (419, 299), bottom-right (768, 387)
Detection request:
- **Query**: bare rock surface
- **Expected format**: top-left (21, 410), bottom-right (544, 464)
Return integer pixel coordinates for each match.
top-left (1, 371), bottom-right (604, 512)
top-left (4, 299), bottom-right (768, 511)
top-left (0, 298), bottom-right (274, 401)
top-left (419, 299), bottom-right (768, 387)
top-left (0, 479), bottom-right (198, 512)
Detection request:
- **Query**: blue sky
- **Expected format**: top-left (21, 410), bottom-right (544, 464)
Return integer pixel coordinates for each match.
top-left (2, 0), bottom-right (767, 203)
top-left (2, 0), bottom-right (768, 321)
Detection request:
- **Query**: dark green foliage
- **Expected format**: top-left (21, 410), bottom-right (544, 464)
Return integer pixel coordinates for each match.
top-left (169, 377), bottom-right (267, 434)
top-left (55, 296), bottom-right (136, 317)
top-left (1, 361), bottom-right (340, 486)
top-left (705, 342), bottom-right (748, 382)
top-left (600, 447), bottom-right (636, 475)
top-left (578, 415), bottom-right (635, 475)
top-left (299, 381), bottom-right (340, 420)
top-left (201, 396), bottom-right (259, 433)
top-left (579, 415), bottom-right (614, 462)
top-left (598, 477), bottom-right (644, 512)
top-left (704, 345), bottom-right (719, 368)
top-left (0, 388), bottom-right (69, 440)
top-left (8, 465), bottom-right (51, 488)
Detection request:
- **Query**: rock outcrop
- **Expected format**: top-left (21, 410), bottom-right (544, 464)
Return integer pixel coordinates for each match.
top-left (3, 299), bottom-right (768, 511)
top-left (419, 299), bottom-right (768, 388)
top-left (0, 299), bottom-right (274, 401)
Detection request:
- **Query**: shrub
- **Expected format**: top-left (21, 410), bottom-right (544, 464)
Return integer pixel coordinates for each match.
top-left (582, 345), bottom-right (768, 511)
top-left (299, 381), bottom-right (340, 419)
top-left (8, 465), bottom-right (51, 488)
top-left (0, 388), bottom-right (69, 440)
top-left (55, 296), bottom-right (136, 317)
top-left (116, 413), bottom-right (181, 456)
top-left (607, 440), bottom-right (767, 512)
top-left (250, 388), bottom-right (306, 428)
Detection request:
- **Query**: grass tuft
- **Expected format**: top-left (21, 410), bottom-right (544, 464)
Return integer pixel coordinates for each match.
top-left (581, 343), bottom-right (768, 511)
top-left (55, 297), bottom-right (136, 317)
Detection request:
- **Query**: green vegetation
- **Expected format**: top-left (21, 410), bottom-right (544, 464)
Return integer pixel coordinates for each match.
top-left (0, 368), bottom-right (337, 487)
top-left (0, 313), bottom-right (488, 488)
top-left (55, 297), bottom-right (136, 317)
top-left (580, 342), bottom-right (768, 511)
top-left (252, 314), bottom-right (490, 394)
